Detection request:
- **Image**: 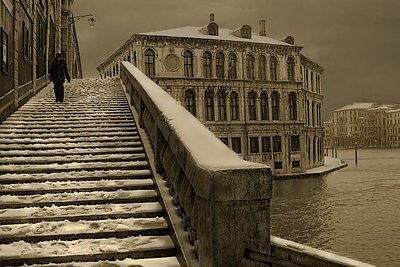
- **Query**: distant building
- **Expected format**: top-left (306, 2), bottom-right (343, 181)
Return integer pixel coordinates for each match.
top-left (325, 103), bottom-right (400, 148)
top-left (0, 0), bottom-right (82, 121)
top-left (97, 14), bottom-right (324, 175)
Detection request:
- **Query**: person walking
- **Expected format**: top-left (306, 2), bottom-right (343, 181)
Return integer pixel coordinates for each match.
top-left (49, 53), bottom-right (70, 103)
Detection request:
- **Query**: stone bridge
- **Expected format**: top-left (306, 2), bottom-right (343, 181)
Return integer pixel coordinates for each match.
top-left (0, 62), bottom-right (374, 267)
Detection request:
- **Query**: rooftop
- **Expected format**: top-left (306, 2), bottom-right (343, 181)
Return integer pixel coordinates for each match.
top-left (138, 26), bottom-right (294, 47)
top-left (334, 103), bottom-right (376, 112)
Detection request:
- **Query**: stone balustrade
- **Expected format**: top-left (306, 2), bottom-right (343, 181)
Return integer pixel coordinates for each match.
top-left (120, 61), bottom-right (272, 267)
top-left (119, 61), bottom-right (375, 267)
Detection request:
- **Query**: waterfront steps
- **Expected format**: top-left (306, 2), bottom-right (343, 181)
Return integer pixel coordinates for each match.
top-left (0, 79), bottom-right (181, 267)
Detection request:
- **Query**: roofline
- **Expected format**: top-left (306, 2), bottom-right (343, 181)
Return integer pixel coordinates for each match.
top-left (300, 54), bottom-right (324, 72)
top-left (97, 29), bottom-right (305, 71)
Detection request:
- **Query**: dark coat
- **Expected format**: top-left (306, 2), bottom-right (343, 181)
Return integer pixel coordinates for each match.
top-left (50, 57), bottom-right (70, 84)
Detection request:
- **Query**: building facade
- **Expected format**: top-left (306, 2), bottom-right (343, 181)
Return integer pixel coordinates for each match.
top-left (0, 0), bottom-right (82, 122)
top-left (97, 15), bottom-right (324, 175)
top-left (325, 103), bottom-right (400, 148)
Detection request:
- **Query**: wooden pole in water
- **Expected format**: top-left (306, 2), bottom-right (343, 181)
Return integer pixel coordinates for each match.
top-left (355, 142), bottom-right (358, 165)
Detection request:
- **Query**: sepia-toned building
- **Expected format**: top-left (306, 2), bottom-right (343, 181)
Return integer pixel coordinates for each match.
top-left (97, 14), bottom-right (324, 175)
top-left (325, 103), bottom-right (400, 148)
top-left (0, 0), bottom-right (82, 121)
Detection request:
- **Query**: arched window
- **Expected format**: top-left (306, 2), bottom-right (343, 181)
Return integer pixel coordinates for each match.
top-left (204, 89), bottom-right (214, 121)
top-left (127, 54), bottom-right (131, 62)
top-left (216, 52), bottom-right (225, 79)
top-left (246, 54), bottom-right (255, 80)
top-left (289, 91), bottom-right (297, 120)
top-left (260, 91), bottom-right (269, 120)
top-left (203, 51), bottom-right (212, 78)
top-left (184, 89), bottom-right (196, 116)
top-left (248, 91), bottom-right (257, 120)
top-left (217, 89), bottom-right (226, 121)
top-left (258, 55), bottom-right (267, 80)
top-left (271, 91), bottom-right (280, 120)
top-left (269, 56), bottom-right (278, 81)
top-left (133, 51), bottom-right (137, 66)
top-left (230, 91), bottom-right (239, 120)
top-left (184, 50), bottom-right (194, 78)
top-left (287, 57), bottom-right (295, 81)
top-left (144, 49), bottom-right (155, 77)
top-left (228, 53), bottom-right (237, 79)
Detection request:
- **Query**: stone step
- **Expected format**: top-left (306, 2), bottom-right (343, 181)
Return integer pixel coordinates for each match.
top-left (0, 126), bottom-right (136, 134)
top-left (0, 202), bottom-right (163, 225)
top-left (0, 179), bottom-right (154, 195)
top-left (11, 111), bottom-right (132, 116)
top-left (0, 122), bottom-right (135, 129)
top-left (0, 160), bottom-right (149, 174)
top-left (16, 257), bottom-right (181, 267)
top-left (0, 131), bottom-right (138, 139)
top-left (0, 141), bottom-right (142, 151)
top-left (0, 153), bottom-right (146, 165)
top-left (0, 135), bottom-right (139, 144)
top-left (1, 119), bottom-right (133, 125)
top-left (0, 217), bottom-right (168, 244)
top-left (18, 105), bottom-right (130, 110)
top-left (4, 116), bottom-right (133, 121)
top-left (0, 235), bottom-right (175, 266)
top-left (0, 189), bottom-right (158, 209)
top-left (0, 169), bottom-right (151, 184)
top-left (0, 147), bottom-right (143, 158)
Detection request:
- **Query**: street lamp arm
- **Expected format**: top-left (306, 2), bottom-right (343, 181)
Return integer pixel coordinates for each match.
top-left (68, 14), bottom-right (94, 26)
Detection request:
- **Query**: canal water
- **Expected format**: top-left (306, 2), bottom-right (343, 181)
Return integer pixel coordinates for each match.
top-left (271, 148), bottom-right (400, 267)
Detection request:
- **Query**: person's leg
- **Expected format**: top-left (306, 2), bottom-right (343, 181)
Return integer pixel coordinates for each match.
top-left (60, 83), bottom-right (65, 102)
top-left (54, 84), bottom-right (59, 102)
top-left (54, 83), bottom-right (62, 102)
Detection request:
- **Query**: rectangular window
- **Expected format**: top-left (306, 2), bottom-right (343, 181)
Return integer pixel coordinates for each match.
top-left (250, 137), bottom-right (259, 153)
top-left (1, 28), bottom-right (8, 74)
top-left (292, 160), bottom-right (301, 168)
top-left (291, 135), bottom-right (300, 151)
top-left (219, 137), bottom-right (228, 146)
top-left (274, 161), bottom-right (283, 169)
top-left (273, 135), bottom-right (282, 152)
top-left (23, 21), bottom-right (30, 61)
top-left (231, 137), bottom-right (241, 153)
top-left (262, 136), bottom-right (271, 153)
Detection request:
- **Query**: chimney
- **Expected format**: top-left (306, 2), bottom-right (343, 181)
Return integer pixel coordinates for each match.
top-left (259, 20), bottom-right (266, 36)
top-left (210, 13), bottom-right (215, 23)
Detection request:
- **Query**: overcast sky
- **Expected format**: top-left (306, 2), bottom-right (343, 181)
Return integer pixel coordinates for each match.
top-left (73, 0), bottom-right (400, 119)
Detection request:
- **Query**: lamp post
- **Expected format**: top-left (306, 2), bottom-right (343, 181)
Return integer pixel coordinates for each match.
top-left (68, 14), bottom-right (96, 27)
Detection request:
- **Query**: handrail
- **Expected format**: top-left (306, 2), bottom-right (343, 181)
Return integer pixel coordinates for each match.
top-left (120, 61), bottom-right (272, 267)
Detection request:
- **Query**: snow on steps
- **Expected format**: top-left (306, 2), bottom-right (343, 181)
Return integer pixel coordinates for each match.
top-left (0, 79), bottom-right (181, 266)
top-left (0, 153), bottom-right (146, 165)
top-left (0, 217), bottom-right (168, 244)
top-left (0, 135), bottom-right (140, 144)
top-left (0, 189), bottom-right (158, 208)
top-left (0, 169), bottom-right (151, 184)
top-left (0, 202), bottom-right (164, 225)
top-left (0, 179), bottom-right (154, 195)
top-left (0, 140), bottom-right (142, 151)
top-left (0, 235), bottom-right (175, 266)
top-left (18, 257), bottom-right (181, 267)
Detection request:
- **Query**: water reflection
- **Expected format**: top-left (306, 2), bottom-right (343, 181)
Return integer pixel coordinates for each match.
top-left (271, 149), bottom-right (400, 267)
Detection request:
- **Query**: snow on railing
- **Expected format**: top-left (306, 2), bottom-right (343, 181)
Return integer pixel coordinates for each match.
top-left (120, 61), bottom-right (272, 267)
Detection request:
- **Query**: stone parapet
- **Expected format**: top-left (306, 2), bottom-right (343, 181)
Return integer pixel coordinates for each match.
top-left (120, 61), bottom-right (273, 267)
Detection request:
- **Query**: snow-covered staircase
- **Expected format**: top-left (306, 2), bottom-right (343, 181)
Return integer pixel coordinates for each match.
top-left (0, 79), bottom-right (181, 267)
